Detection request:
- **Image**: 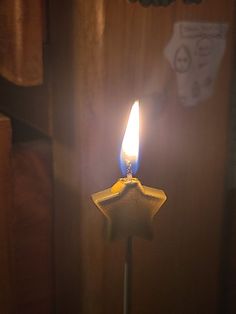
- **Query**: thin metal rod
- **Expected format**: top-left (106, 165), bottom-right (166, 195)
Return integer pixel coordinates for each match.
top-left (123, 236), bottom-right (132, 314)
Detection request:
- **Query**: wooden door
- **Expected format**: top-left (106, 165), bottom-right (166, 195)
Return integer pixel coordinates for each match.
top-left (50, 1), bottom-right (235, 313)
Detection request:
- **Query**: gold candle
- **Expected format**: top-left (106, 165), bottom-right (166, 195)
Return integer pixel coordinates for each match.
top-left (91, 101), bottom-right (167, 241)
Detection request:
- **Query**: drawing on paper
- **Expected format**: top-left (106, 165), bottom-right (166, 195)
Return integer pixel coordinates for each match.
top-left (174, 45), bottom-right (192, 73)
top-left (164, 21), bottom-right (228, 107)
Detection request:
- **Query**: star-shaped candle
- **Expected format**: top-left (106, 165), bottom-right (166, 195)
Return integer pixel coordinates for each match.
top-left (92, 101), bottom-right (167, 241)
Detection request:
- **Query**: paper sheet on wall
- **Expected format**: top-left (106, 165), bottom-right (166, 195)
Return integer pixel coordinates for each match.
top-left (164, 22), bottom-right (228, 107)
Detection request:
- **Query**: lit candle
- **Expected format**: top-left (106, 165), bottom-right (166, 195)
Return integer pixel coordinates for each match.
top-left (91, 101), bottom-right (167, 240)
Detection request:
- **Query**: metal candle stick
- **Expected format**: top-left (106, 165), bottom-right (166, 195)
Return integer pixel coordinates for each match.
top-left (91, 101), bottom-right (167, 314)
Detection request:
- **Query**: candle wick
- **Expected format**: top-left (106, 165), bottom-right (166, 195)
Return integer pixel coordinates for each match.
top-left (126, 161), bottom-right (132, 180)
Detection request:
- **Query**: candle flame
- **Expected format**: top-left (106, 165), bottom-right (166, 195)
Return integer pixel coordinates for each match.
top-left (120, 101), bottom-right (139, 177)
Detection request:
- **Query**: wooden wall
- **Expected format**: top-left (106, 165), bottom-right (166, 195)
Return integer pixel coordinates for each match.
top-left (0, 0), bottom-right (43, 86)
top-left (222, 46), bottom-right (236, 313)
top-left (10, 140), bottom-right (53, 314)
top-left (0, 114), bottom-right (14, 314)
top-left (49, 0), bottom-right (235, 313)
top-left (0, 115), bottom-right (54, 314)
top-left (0, 77), bottom-right (51, 135)
top-left (222, 190), bottom-right (236, 314)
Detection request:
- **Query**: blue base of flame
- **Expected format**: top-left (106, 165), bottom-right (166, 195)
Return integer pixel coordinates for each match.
top-left (119, 151), bottom-right (139, 177)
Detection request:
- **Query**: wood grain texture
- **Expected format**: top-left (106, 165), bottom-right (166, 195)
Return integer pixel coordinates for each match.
top-left (0, 114), bottom-right (14, 314)
top-left (50, 1), bottom-right (235, 313)
top-left (222, 189), bottom-right (236, 313)
top-left (0, 1), bottom-right (51, 135)
top-left (11, 140), bottom-right (53, 314)
top-left (0, 0), bottom-right (43, 86)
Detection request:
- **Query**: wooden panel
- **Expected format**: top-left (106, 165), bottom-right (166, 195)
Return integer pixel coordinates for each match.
top-left (11, 140), bottom-right (53, 314)
top-left (0, 114), bottom-right (14, 314)
top-left (0, 1), bottom-right (51, 135)
top-left (0, 77), bottom-right (51, 136)
top-left (50, 0), bottom-right (235, 313)
top-left (0, 0), bottom-right (43, 86)
top-left (222, 189), bottom-right (236, 313)
top-left (228, 72), bottom-right (236, 188)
